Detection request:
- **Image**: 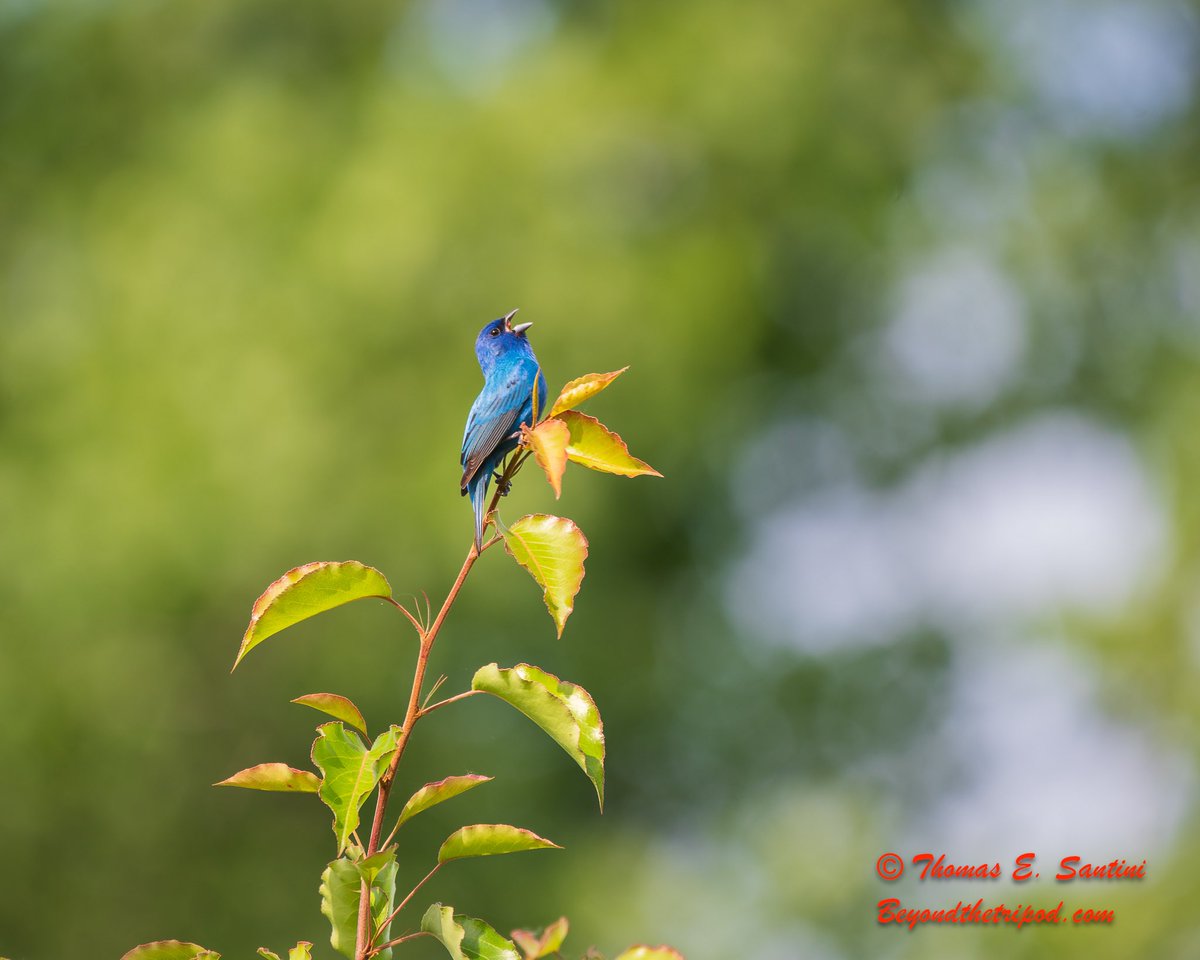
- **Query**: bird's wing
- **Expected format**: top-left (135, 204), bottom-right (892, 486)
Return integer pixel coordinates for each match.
top-left (460, 371), bottom-right (530, 491)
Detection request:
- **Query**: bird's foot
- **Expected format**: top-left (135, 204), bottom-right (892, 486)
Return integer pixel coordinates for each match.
top-left (496, 478), bottom-right (512, 497)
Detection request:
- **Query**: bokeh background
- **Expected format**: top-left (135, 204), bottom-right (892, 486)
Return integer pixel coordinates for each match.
top-left (4, 0), bottom-right (1200, 957)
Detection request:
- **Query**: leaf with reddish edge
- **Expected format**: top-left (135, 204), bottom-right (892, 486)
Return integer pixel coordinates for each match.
top-left (547, 367), bottom-right (628, 418)
top-left (257, 946), bottom-right (312, 960)
top-left (292, 692), bottom-right (368, 736)
top-left (234, 561), bottom-right (391, 669)
top-left (472, 663), bottom-right (605, 809)
top-left (556, 411), bottom-right (662, 478)
top-left (422, 905), bottom-right (521, 960)
top-left (501, 515), bottom-right (588, 638)
top-left (522, 419), bottom-right (570, 498)
top-left (614, 948), bottom-right (685, 960)
top-left (511, 917), bottom-right (568, 959)
top-left (396, 774), bottom-right (494, 828)
top-left (120, 944), bottom-right (217, 960)
top-left (213, 762), bottom-right (320, 793)
top-left (437, 823), bottom-right (561, 863)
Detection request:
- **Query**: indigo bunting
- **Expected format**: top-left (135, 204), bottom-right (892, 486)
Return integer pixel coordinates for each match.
top-left (461, 309), bottom-right (547, 551)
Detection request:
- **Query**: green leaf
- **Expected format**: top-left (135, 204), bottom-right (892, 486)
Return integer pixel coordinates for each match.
top-left (395, 774), bottom-right (493, 829)
top-left (213, 763), bottom-right (320, 793)
top-left (120, 943), bottom-right (217, 960)
top-left (472, 663), bottom-right (605, 809)
top-left (511, 916), bottom-right (568, 959)
top-left (556, 411), bottom-right (662, 478)
top-left (354, 847), bottom-right (397, 887)
top-left (311, 722), bottom-right (400, 854)
top-left (422, 905), bottom-right (521, 960)
top-left (292, 692), bottom-right (369, 736)
top-left (547, 367), bottom-right (628, 418)
top-left (320, 857), bottom-right (399, 960)
top-left (501, 515), bottom-right (588, 637)
top-left (235, 561), bottom-right (392, 669)
top-left (523, 418), bottom-right (570, 498)
top-left (614, 949), bottom-right (685, 960)
top-left (438, 823), bottom-right (561, 863)
top-left (256, 951), bottom-right (280, 960)
top-left (288, 945), bottom-right (313, 960)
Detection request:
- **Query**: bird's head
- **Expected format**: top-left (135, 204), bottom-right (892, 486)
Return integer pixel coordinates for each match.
top-left (475, 308), bottom-right (535, 370)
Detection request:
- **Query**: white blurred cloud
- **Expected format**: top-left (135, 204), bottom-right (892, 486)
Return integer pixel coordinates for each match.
top-left (908, 642), bottom-right (1193, 863)
top-left (728, 412), bottom-right (1166, 653)
top-left (978, 0), bottom-right (1198, 140)
top-left (883, 248), bottom-right (1026, 409)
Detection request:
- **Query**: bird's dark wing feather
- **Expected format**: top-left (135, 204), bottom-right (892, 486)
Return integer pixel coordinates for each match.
top-left (460, 372), bottom-right (529, 491)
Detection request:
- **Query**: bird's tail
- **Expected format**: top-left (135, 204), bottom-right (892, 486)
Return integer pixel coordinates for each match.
top-left (469, 470), bottom-right (490, 553)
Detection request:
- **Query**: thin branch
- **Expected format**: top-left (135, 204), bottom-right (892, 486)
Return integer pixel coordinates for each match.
top-left (354, 450), bottom-right (536, 959)
top-left (383, 596), bottom-right (425, 638)
top-left (370, 862), bottom-right (442, 947)
top-left (354, 541), bottom-right (482, 960)
top-left (421, 674), bottom-right (449, 710)
top-left (419, 688), bottom-right (482, 718)
top-left (369, 930), bottom-right (430, 956)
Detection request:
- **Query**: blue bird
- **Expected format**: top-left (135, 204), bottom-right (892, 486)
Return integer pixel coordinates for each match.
top-left (461, 309), bottom-right (546, 552)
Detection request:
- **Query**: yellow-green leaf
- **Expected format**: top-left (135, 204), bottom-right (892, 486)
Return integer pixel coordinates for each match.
top-left (395, 774), bottom-right (493, 828)
top-left (292, 692), bottom-right (369, 737)
top-left (614, 948), bottom-right (685, 960)
top-left (547, 368), bottom-right (628, 418)
top-left (311, 723), bottom-right (400, 854)
top-left (511, 917), bottom-right (568, 959)
top-left (501, 514), bottom-right (588, 637)
top-left (557, 411), bottom-right (662, 478)
top-left (472, 663), bottom-right (604, 809)
top-left (321, 857), bottom-right (398, 960)
top-left (437, 823), bottom-right (561, 863)
top-left (213, 762), bottom-right (320, 793)
top-left (235, 561), bottom-right (392, 669)
top-left (523, 418), bottom-right (570, 498)
top-left (120, 944), bottom-right (217, 960)
top-left (422, 905), bottom-right (521, 960)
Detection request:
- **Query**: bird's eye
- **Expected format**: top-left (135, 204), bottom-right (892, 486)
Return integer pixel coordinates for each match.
top-left (489, 327), bottom-right (501, 337)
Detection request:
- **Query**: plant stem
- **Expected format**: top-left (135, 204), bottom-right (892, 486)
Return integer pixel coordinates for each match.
top-left (370, 931), bottom-right (430, 955)
top-left (370, 863), bottom-right (442, 950)
top-left (419, 689), bottom-right (482, 717)
top-left (353, 456), bottom-right (524, 959)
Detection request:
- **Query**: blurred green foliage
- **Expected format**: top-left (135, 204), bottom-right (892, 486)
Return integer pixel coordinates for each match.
top-left (4, 1), bottom-right (1200, 958)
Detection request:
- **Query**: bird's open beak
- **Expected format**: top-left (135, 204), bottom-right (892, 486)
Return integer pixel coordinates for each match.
top-left (502, 308), bottom-right (532, 335)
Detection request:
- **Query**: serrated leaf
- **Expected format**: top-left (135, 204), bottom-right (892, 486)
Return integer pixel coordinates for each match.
top-left (548, 368), bottom-right (628, 418)
top-left (614, 948), bottom-right (685, 960)
top-left (556, 411), bottom-right (661, 478)
top-left (511, 916), bottom-right (568, 959)
top-left (213, 763), bottom-right (320, 793)
top-left (502, 515), bottom-right (588, 637)
top-left (395, 774), bottom-right (493, 829)
top-left (292, 693), bottom-right (369, 736)
top-left (471, 663), bottom-right (604, 809)
top-left (321, 857), bottom-right (399, 960)
top-left (422, 905), bottom-right (521, 960)
top-left (312, 723), bottom-right (400, 854)
top-left (120, 943), bottom-right (217, 960)
top-left (438, 824), bottom-right (561, 863)
top-left (524, 418), bottom-right (570, 498)
top-left (235, 561), bottom-right (392, 668)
